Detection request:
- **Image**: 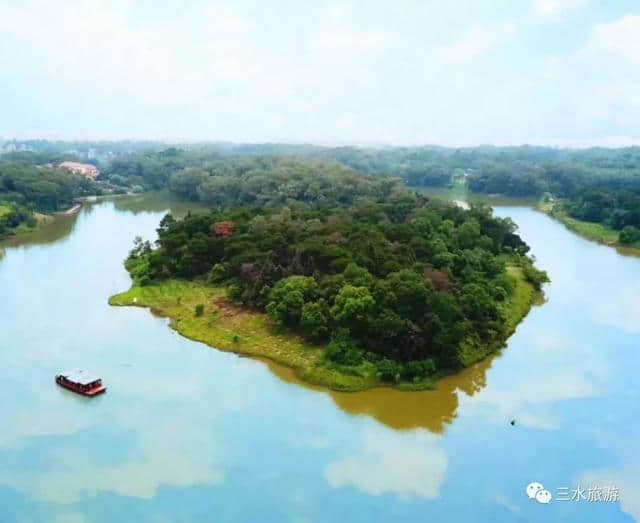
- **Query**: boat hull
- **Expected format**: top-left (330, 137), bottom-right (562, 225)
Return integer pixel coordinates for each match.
top-left (55, 376), bottom-right (106, 397)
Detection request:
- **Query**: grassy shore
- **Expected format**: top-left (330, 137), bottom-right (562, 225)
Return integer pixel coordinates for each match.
top-left (109, 280), bottom-right (383, 391)
top-left (109, 266), bottom-right (538, 392)
top-left (539, 201), bottom-right (640, 253)
top-left (0, 204), bottom-right (48, 240)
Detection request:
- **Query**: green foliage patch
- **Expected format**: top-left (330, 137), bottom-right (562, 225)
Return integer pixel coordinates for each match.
top-left (123, 195), bottom-right (546, 384)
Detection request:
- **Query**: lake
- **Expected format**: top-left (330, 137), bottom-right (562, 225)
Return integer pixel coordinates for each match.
top-left (1, 193), bottom-right (638, 522)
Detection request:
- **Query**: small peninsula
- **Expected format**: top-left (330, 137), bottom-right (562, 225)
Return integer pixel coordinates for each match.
top-left (110, 194), bottom-right (546, 391)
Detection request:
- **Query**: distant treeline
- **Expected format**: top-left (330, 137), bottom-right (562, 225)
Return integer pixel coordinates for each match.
top-left (5, 142), bottom-right (640, 243)
top-left (6, 140), bottom-right (640, 196)
top-left (97, 142), bottom-right (640, 195)
top-left (101, 150), bottom-right (404, 206)
top-left (0, 163), bottom-right (95, 213)
top-left (100, 145), bottom-right (458, 190)
top-left (0, 158), bottom-right (98, 237)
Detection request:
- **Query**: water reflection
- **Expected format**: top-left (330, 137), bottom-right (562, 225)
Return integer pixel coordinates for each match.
top-left (1, 194), bottom-right (638, 522)
top-left (259, 354), bottom-right (496, 432)
top-left (0, 213), bottom-right (79, 249)
top-left (113, 191), bottom-right (209, 216)
top-left (579, 435), bottom-right (640, 522)
top-left (325, 427), bottom-right (447, 498)
top-left (419, 186), bottom-right (538, 208)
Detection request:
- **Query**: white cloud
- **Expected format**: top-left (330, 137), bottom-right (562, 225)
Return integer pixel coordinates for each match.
top-left (578, 434), bottom-right (640, 522)
top-left (437, 22), bottom-right (516, 63)
top-left (579, 470), bottom-right (639, 522)
top-left (0, 0), bottom-right (637, 144)
top-left (324, 428), bottom-right (447, 498)
top-left (308, 28), bottom-right (390, 63)
top-left (585, 280), bottom-right (640, 334)
top-left (307, 3), bottom-right (391, 64)
top-left (463, 371), bottom-right (596, 430)
top-left (0, 1), bottom-right (273, 107)
top-left (535, 14), bottom-right (640, 139)
top-left (532, 0), bottom-right (586, 18)
top-left (591, 14), bottom-right (640, 65)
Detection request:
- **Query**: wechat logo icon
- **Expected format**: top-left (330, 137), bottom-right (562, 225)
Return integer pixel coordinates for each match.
top-left (527, 482), bottom-right (552, 504)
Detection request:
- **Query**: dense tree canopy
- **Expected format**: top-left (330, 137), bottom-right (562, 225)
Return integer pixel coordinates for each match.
top-left (461, 148), bottom-right (640, 198)
top-left (0, 163), bottom-right (96, 213)
top-left (100, 150), bottom-right (404, 205)
top-left (126, 195), bottom-right (546, 381)
top-left (7, 140), bottom-right (640, 196)
top-left (566, 188), bottom-right (640, 229)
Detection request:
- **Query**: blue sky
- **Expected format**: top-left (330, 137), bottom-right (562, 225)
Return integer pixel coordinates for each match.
top-left (1, 0), bottom-right (639, 146)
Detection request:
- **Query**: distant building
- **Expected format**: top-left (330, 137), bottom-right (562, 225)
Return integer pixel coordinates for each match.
top-left (58, 161), bottom-right (100, 180)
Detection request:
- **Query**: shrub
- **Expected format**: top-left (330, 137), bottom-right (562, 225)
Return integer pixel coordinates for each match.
top-left (208, 263), bottom-right (227, 283)
top-left (401, 359), bottom-right (437, 380)
top-left (522, 265), bottom-right (549, 290)
top-left (619, 225), bottom-right (640, 245)
top-left (326, 339), bottom-right (363, 365)
top-left (377, 359), bottom-right (401, 383)
top-left (300, 301), bottom-right (329, 341)
top-left (195, 304), bottom-right (205, 317)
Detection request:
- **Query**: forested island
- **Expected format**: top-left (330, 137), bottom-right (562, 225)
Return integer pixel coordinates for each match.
top-left (111, 185), bottom-right (547, 391)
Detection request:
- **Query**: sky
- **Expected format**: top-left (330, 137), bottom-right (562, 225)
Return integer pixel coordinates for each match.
top-left (1, 0), bottom-right (639, 146)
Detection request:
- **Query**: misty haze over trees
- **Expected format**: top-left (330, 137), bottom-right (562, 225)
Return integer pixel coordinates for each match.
top-left (2, 140), bottom-right (640, 244)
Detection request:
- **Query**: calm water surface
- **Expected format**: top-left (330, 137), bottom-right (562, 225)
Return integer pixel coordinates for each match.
top-left (1, 194), bottom-right (638, 522)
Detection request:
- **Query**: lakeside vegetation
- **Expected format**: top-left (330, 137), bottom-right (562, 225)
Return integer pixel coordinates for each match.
top-left (95, 144), bottom-right (640, 252)
top-left (110, 263), bottom-right (537, 391)
top-left (539, 200), bottom-right (640, 251)
top-left (115, 189), bottom-right (546, 390)
top-left (0, 158), bottom-right (97, 239)
top-left (0, 202), bottom-right (36, 239)
top-left (562, 189), bottom-right (640, 247)
top-left (0, 141), bottom-right (557, 389)
top-left (4, 141), bottom-right (639, 251)
top-left (450, 147), bottom-right (640, 249)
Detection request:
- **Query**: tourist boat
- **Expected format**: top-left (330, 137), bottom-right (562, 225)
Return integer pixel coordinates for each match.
top-left (55, 370), bottom-right (106, 397)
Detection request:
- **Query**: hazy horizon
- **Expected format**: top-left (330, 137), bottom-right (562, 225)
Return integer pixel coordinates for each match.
top-left (3, 136), bottom-right (640, 151)
top-left (2, 0), bottom-right (639, 146)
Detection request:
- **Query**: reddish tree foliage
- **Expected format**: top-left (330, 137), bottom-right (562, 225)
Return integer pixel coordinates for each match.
top-left (424, 269), bottom-right (455, 293)
top-left (212, 221), bottom-right (235, 237)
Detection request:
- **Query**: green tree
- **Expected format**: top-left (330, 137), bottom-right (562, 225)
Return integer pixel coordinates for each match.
top-left (619, 225), bottom-right (640, 244)
top-left (266, 276), bottom-right (318, 327)
top-left (330, 285), bottom-right (375, 334)
top-left (300, 300), bottom-right (329, 340)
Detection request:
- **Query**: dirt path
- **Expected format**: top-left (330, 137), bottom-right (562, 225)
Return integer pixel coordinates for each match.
top-left (60, 203), bottom-right (82, 216)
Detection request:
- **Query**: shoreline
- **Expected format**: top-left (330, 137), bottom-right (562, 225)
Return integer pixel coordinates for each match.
top-left (57, 203), bottom-right (83, 216)
top-left (425, 182), bottom-right (640, 256)
top-left (109, 270), bottom-right (539, 393)
top-left (537, 202), bottom-right (640, 256)
top-left (0, 193), bottom-right (138, 245)
top-left (0, 211), bottom-right (50, 242)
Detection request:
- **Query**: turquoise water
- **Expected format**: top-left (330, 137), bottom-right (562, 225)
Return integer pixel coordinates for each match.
top-left (1, 196), bottom-right (638, 522)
